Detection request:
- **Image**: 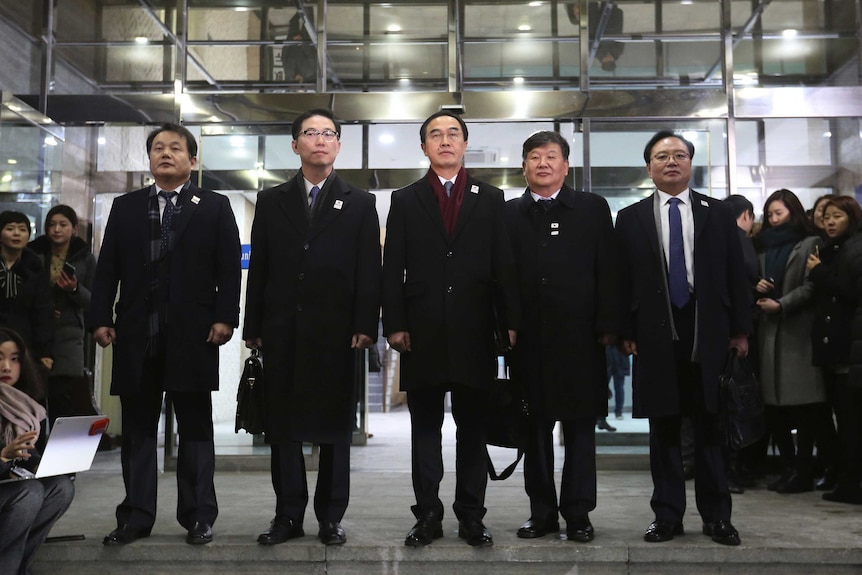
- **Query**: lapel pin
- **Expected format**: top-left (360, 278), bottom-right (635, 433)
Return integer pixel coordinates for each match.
top-left (191, 195), bottom-right (200, 204)
top-left (701, 200), bottom-right (708, 207)
top-left (334, 199), bottom-right (343, 210)
top-left (471, 185), bottom-right (479, 194)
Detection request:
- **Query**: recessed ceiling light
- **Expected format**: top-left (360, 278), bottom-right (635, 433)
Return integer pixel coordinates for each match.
top-left (7, 159), bottom-right (17, 165)
top-left (518, 24), bottom-right (532, 32)
top-left (782, 29), bottom-right (798, 38)
top-left (135, 37), bottom-right (149, 44)
top-left (387, 24), bottom-right (402, 33)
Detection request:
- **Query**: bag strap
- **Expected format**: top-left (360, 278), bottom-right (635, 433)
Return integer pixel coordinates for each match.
top-left (487, 447), bottom-right (523, 481)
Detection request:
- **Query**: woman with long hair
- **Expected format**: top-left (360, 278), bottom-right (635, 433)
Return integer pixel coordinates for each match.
top-left (28, 205), bottom-right (97, 422)
top-left (807, 196), bottom-right (862, 502)
top-left (0, 327), bottom-right (74, 574)
top-left (756, 189), bottom-right (835, 493)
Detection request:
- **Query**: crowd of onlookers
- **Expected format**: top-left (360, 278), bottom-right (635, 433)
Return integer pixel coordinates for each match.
top-left (722, 190), bottom-right (862, 506)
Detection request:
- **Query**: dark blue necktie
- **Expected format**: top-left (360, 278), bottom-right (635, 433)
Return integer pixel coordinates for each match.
top-left (309, 185), bottom-right (320, 209)
top-left (444, 181), bottom-right (453, 197)
top-left (538, 198), bottom-right (554, 211)
top-left (159, 190), bottom-right (178, 255)
top-left (667, 197), bottom-right (689, 308)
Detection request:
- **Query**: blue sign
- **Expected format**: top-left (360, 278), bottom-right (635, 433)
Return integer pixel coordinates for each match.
top-left (241, 244), bottom-right (251, 270)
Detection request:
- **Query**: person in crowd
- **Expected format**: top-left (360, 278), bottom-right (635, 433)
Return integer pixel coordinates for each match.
top-left (0, 212), bottom-right (53, 370)
top-left (810, 193), bottom-right (838, 236)
top-left (504, 130), bottom-right (620, 543)
top-left (565, 1), bottom-right (625, 71)
top-left (282, 10), bottom-right (317, 84)
top-left (89, 123), bottom-right (241, 546)
top-left (0, 327), bottom-right (74, 575)
top-left (28, 206), bottom-right (96, 424)
top-left (806, 195), bottom-right (862, 503)
top-left (722, 194), bottom-right (764, 490)
top-left (615, 130), bottom-right (751, 546)
top-left (605, 344), bottom-right (630, 422)
top-left (244, 108), bottom-right (381, 547)
top-left (382, 110), bottom-right (519, 548)
top-left (756, 189), bottom-right (834, 494)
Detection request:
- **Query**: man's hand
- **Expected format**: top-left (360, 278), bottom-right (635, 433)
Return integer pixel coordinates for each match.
top-left (622, 339), bottom-right (638, 356)
top-left (245, 338), bottom-right (262, 349)
top-left (352, 333), bottom-right (373, 349)
top-left (207, 322), bottom-right (234, 346)
top-left (94, 327), bottom-right (116, 348)
top-left (729, 334), bottom-right (749, 358)
top-left (508, 329), bottom-right (517, 349)
top-left (387, 331), bottom-right (411, 353)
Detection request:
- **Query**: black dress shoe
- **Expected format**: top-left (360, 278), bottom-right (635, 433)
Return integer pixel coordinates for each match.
top-left (458, 519), bottom-right (493, 547)
top-left (815, 468), bottom-right (838, 491)
top-left (565, 517), bottom-right (594, 543)
top-left (643, 519), bottom-right (684, 542)
top-left (767, 470), bottom-right (794, 491)
top-left (103, 524), bottom-right (152, 546)
top-left (404, 513), bottom-right (443, 547)
top-left (257, 517), bottom-right (304, 545)
top-left (822, 487), bottom-right (862, 504)
top-left (702, 520), bottom-right (740, 546)
top-left (596, 418), bottom-right (617, 432)
top-left (186, 522), bottom-right (213, 545)
top-left (318, 521), bottom-right (346, 545)
top-left (775, 472), bottom-right (813, 494)
top-left (516, 517), bottom-right (560, 538)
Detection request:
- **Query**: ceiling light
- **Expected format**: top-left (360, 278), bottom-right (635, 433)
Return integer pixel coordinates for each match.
top-left (513, 77), bottom-right (525, 84)
top-left (7, 159), bottom-right (17, 165)
top-left (518, 24), bottom-right (532, 32)
top-left (782, 29), bottom-right (798, 38)
top-left (135, 37), bottom-right (149, 44)
top-left (387, 24), bottom-right (402, 33)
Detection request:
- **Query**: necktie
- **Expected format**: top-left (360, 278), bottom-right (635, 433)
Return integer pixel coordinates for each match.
top-left (309, 185), bottom-right (320, 209)
top-left (444, 181), bottom-right (453, 197)
top-left (538, 198), bottom-right (554, 211)
top-left (667, 197), bottom-right (690, 308)
top-left (159, 190), bottom-right (178, 254)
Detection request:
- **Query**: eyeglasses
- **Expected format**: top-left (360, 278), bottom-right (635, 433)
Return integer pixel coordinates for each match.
top-left (300, 129), bottom-right (339, 142)
top-left (427, 130), bottom-right (463, 143)
top-left (651, 152), bottom-right (690, 163)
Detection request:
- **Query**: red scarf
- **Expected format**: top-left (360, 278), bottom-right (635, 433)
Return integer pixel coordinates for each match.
top-left (428, 167), bottom-right (467, 236)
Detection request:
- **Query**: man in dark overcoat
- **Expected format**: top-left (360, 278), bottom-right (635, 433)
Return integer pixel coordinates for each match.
top-left (504, 131), bottom-right (621, 543)
top-left (89, 123), bottom-right (242, 546)
top-left (615, 130), bottom-right (752, 546)
top-left (382, 110), bottom-right (520, 548)
top-left (243, 108), bottom-right (381, 547)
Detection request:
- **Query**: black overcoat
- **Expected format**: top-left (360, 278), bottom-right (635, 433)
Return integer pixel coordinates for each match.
top-left (615, 190), bottom-right (752, 417)
top-left (88, 183), bottom-right (242, 395)
top-left (243, 172), bottom-right (381, 445)
top-left (382, 174), bottom-right (519, 391)
top-left (504, 187), bottom-right (622, 420)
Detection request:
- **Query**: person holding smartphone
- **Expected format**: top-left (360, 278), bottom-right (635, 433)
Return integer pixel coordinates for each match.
top-left (28, 205), bottom-right (97, 424)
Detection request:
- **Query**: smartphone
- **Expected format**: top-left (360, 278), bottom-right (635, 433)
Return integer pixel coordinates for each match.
top-left (62, 261), bottom-right (76, 277)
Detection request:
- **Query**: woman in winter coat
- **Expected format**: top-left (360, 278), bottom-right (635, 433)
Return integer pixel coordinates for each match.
top-left (28, 205), bottom-right (96, 423)
top-left (807, 196), bottom-right (862, 503)
top-left (756, 189), bottom-right (834, 493)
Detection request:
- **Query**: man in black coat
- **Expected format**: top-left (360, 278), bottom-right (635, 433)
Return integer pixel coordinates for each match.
top-left (243, 108), bottom-right (381, 547)
top-left (615, 130), bottom-right (752, 546)
top-left (382, 111), bottom-right (520, 548)
top-left (89, 123), bottom-right (242, 546)
top-left (504, 131), bottom-right (621, 543)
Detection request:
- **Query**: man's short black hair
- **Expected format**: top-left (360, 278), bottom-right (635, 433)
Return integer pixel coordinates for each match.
top-left (291, 108), bottom-right (341, 140)
top-left (420, 111), bottom-right (469, 144)
top-left (724, 195), bottom-right (755, 220)
top-left (643, 130), bottom-right (695, 164)
top-left (522, 131), bottom-right (570, 161)
top-left (146, 123), bottom-right (198, 159)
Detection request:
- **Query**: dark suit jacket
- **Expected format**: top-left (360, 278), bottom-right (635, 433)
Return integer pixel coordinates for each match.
top-left (382, 173), bottom-right (519, 391)
top-left (504, 186), bottom-right (621, 420)
top-left (243, 171), bottom-right (381, 445)
top-left (615, 190), bottom-right (752, 417)
top-left (88, 183), bottom-right (241, 395)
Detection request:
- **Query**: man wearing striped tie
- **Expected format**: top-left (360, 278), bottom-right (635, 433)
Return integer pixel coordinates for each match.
top-left (614, 130), bottom-right (752, 547)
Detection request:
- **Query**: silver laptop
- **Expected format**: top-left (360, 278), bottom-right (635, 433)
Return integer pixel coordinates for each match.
top-left (1, 415), bottom-right (110, 483)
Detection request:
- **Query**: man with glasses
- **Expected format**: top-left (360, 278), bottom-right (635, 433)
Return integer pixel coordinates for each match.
top-left (615, 130), bottom-right (752, 546)
top-left (244, 108), bottom-right (381, 546)
top-left (382, 110), bottom-right (519, 547)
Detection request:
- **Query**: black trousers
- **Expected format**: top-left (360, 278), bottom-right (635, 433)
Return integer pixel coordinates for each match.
top-left (649, 300), bottom-right (731, 524)
top-left (116, 356), bottom-right (217, 531)
top-left (270, 441), bottom-right (350, 525)
top-left (407, 382), bottom-right (489, 522)
top-left (524, 415), bottom-right (596, 523)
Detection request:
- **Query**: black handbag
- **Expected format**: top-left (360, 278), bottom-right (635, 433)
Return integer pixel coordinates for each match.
top-left (235, 348), bottom-right (266, 435)
top-left (718, 348), bottom-right (765, 450)
top-left (486, 371), bottom-right (530, 481)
